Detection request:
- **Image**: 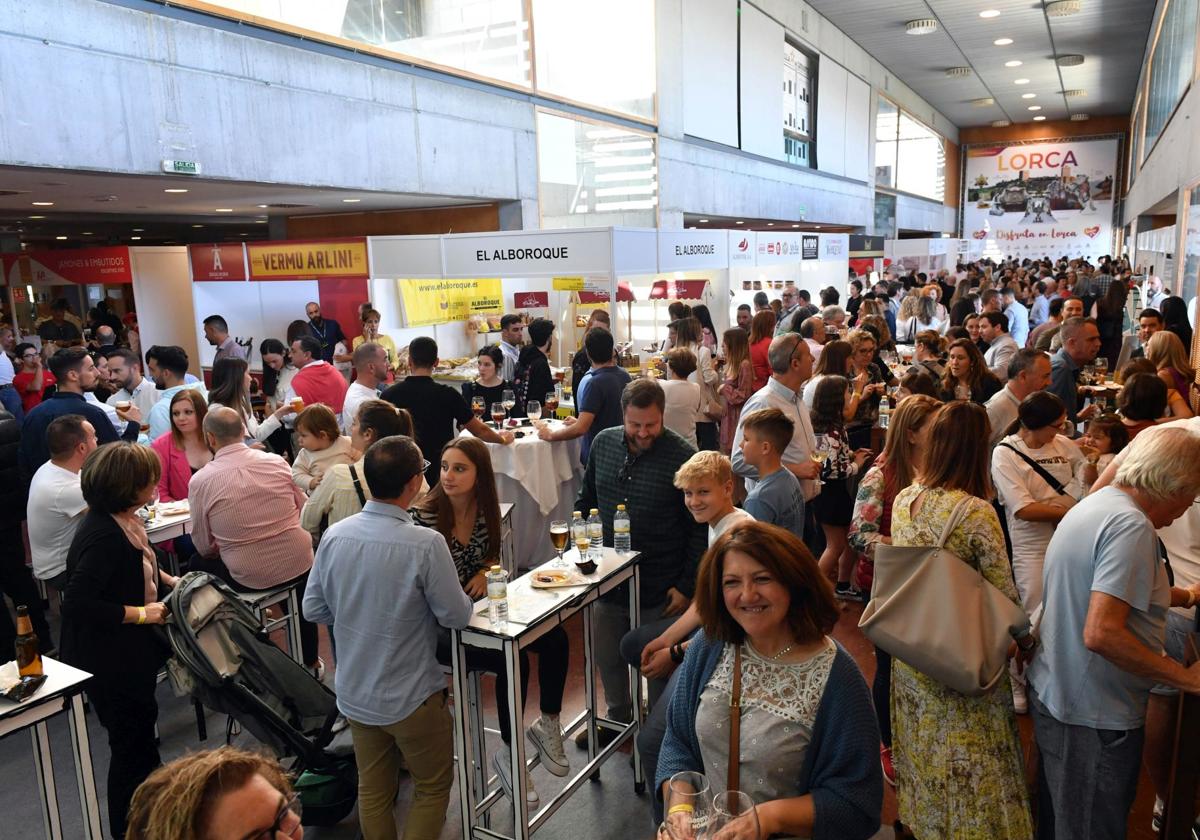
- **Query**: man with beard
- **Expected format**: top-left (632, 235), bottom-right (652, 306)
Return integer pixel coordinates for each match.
top-left (572, 378), bottom-right (706, 749)
top-left (303, 301), bottom-right (346, 364)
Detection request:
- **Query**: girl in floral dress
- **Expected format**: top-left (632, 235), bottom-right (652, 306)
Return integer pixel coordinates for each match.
top-left (888, 401), bottom-right (1033, 839)
top-left (718, 327), bottom-right (754, 455)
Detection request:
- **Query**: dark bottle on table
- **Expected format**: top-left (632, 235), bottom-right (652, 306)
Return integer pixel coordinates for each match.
top-left (15, 605), bottom-right (43, 677)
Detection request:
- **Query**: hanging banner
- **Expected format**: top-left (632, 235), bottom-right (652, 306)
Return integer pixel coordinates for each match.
top-left (2, 246), bottom-right (133, 286)
top-left (247, 238), bottom-right (368, 280)
top-left (396, 278), bottom-right (503, 327)
top-left (189, 243), bottom-right (248, 281)
top-left (963, 137), bottom-right (1118, 262)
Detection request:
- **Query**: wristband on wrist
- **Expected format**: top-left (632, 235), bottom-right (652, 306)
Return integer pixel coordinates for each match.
top-left (667, 804), bottom-right (695, 816)
top-left (136, 606), bottom-right (147, 625)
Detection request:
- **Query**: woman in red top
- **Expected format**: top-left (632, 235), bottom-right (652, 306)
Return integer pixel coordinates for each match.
top-left (150, 389), bottom-right (212, 503)
top-left (13, 343), bottom-right (55, 413)
top-left (747, 309), bottom-right (776, 393)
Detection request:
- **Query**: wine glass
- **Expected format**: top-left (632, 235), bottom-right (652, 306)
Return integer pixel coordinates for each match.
top-left (470, 396), bottom-right (485, 419)
top-left (490, 402), bottom-right (506, 430)
top-left (526, 400), bottom-right (541, 423)
top-left (544, 391), bottom-right (559, 417)
top-left (502, 389), bottom-right (516, 417)
top-left (810, 448), bottom-right (829, 487)
top-left (1094, 356), bottom-right (1109, 382)
top-left (664, 771), bottom-right (712, 840)
top-left (705, 791), bottom-right (759, 840)
top-left (549, 520), bottom-right (569, 567)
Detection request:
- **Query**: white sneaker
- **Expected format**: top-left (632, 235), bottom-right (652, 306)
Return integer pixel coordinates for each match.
top-left (492, 746), bottom-right (540, 808)
top-left (1011, 679), bottom-right (1028, 715)
top-left (527, 715), bottom-right (569, 777)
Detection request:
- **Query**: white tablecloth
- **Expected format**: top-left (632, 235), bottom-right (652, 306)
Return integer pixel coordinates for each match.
top-left (465, 428), bottom-right (582, 569)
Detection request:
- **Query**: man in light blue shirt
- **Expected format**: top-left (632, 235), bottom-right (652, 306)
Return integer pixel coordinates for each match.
top-left (1029, 279), bottom-right (1056, 327)
top-left (1002, 286), bottom-right (1030, 346)
top-left (1028, 427), bottom-right (1200, 840)
top-left (144, 345), bottom-right (206, 440)
top-left (304, 435), bottom-right (471, 840)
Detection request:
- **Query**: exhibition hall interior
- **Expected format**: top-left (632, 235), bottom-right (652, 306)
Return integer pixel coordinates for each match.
top-left (2, 1), bottom-right (1199, 839)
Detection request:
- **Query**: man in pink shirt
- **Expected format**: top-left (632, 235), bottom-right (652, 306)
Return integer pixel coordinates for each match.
top-left (189, 406), bottom-right (321, 671)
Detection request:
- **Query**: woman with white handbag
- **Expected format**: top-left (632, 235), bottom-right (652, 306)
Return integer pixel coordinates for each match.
top-left (884, 401), bottom-right (1034, 839)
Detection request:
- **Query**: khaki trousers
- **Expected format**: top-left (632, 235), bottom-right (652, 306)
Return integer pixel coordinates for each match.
top-left (349, 690), bottom-right (455, 840)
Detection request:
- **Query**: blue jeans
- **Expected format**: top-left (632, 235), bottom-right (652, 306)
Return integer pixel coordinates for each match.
top-left (1030, 685), bottom-right (1144, 840)
top-left (0, 385), bottom-right (23, 423)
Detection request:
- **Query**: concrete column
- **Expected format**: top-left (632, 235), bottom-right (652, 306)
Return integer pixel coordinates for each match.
top-left (268, 216), bottom-right (289, 240)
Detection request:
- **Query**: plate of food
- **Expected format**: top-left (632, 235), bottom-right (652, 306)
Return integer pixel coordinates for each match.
top-left (529, 569), bottom-right (587, 589)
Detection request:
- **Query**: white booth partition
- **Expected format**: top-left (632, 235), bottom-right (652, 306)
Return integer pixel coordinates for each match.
top-left (727, 231), bottom-right (850, 326)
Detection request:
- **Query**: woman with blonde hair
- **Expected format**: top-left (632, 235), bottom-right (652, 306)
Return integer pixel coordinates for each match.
top-left (1145, 330), bottom-right (1197, 415)
top-left (890, 401), bottom-right (1034, 838)
top-left (126, 747), bottom-right (300, 840)
top-left (850, 393), bottom-right (940, 786)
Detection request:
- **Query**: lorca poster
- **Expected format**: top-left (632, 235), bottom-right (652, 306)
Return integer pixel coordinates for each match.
top-left (963, 137), bottom-right (1118, 262)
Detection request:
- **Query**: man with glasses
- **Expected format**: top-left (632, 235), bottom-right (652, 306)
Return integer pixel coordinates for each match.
top-left (774, 286), bottom-right (801, 335)
top-left (572, 378), bottom-right (706, 749)
top-left (304, 435), bottom-right (471, 840)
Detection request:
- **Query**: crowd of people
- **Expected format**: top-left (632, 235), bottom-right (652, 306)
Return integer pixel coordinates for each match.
top-left (0, 253), bottom-right (1198, 840)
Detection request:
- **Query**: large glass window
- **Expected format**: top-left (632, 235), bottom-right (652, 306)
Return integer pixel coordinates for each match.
top-left (875, 98), bottom-right (899, 189)
top-left (1182, 185), bottom-right (1200, 313)
top-left (874, 193), bottom-right (896, 238)
top-left (783, 42), bottom-right (814, 167)
top-left (531, 0), bottom-right (655, 119)
top-left (876, 99), bottom-right (943, 201)
top-left (537, 111), bottom-right (658, 229)
top-left (895, 113), bottom-right (945, 201)
top-left (1143, 0), bottom-right (1198, 158)
top-left (169, 1), bottom-right (660, 120)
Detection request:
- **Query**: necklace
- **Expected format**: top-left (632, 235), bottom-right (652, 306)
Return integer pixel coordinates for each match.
top-left (768, 645), bottom-right (794, 660)
top-left (748, 640), bottom-right (794, 660)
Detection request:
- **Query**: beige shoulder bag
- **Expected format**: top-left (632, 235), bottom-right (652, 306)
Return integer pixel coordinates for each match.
top-left (859, 495), bottom-right (1030, 696)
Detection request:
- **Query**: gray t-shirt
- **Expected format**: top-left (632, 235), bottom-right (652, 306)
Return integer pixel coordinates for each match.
top-left (1027, 486), bottom-right (1170, 730)
top-left (742, 468), bottom-right (805, 540)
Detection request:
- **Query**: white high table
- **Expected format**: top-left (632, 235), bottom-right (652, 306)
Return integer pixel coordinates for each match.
top-left (450, 547), bottom-right (644, 840)
top-left (0, 657), bottom-right (102, 839)
top-left (466, 422), bottom-right (583, 570)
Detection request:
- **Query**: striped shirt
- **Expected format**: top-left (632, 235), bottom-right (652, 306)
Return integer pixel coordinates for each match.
top-left (189, 443), bottom-right (314, 589)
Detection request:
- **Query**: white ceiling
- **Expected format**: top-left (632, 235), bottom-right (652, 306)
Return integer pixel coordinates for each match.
top-left (806, 0), bottom-right (1154, 128)
top-left (0, 166), bottom-right (487, 246)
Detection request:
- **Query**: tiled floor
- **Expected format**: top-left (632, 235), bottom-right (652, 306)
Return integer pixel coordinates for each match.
top-left (0, 592), bottom-right (1169, 839)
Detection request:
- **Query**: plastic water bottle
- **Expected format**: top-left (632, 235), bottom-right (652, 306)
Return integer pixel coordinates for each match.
top-left (486, 565), bottom-right (508, 627)
top-left (613, 504), bottom-right (631, 554)
top-left (587, 508), bottom-right (603, 562)
top-left (878, 398), bottom-right (891, 429)
top-left (571, 510), bottom-right (589, 558)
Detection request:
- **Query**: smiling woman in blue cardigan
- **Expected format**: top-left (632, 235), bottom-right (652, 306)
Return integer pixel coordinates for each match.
top-left (656, 521), bottom-right (882, 840)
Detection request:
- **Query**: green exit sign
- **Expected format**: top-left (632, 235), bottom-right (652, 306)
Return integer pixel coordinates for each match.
top-left (161, 159), bottom-right (201, 175)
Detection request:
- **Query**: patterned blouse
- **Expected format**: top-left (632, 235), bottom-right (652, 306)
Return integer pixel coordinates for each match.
top-left (409, 506), bottom-right (494, 587)
top-left (814, 425), bottom-right (859, 481)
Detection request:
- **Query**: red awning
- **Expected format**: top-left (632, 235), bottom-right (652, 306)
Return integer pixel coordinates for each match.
top-left (578, 280), bottom-right (635, 304)
top-left (648, 279), bottom-right (708, 300)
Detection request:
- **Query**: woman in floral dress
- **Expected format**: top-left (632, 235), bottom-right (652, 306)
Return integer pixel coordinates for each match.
top-left (889, 401), bottom-right (1033, 839)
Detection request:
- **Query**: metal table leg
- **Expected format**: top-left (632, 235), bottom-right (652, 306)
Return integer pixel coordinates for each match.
top-left (68, 694), bottom-right (103, 839)
top-left (582, 602), bottom-right (597, 772)
top-left (504, 637), bottom-right (531, 840)
top-left (629, 564), bottom-right (644, 793)
top-left (30, 720), bottom-right (62, 840)
top-left (451, 630), bottom-right (475, 840)
top-left (286, 588), bottom-right (303, 664)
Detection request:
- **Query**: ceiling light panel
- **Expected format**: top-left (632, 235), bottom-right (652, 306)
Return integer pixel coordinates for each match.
top-left (905, 18), bottom-right (938, 34)
top-left (994, 38), bottom-right (1013, 46)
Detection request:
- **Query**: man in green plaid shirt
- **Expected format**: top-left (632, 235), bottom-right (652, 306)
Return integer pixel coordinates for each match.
top-left (574, 379), bottom-right (707, 746)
